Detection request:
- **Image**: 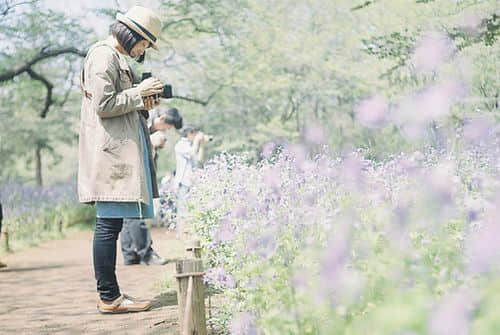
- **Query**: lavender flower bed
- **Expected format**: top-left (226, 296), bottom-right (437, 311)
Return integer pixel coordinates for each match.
top-left (0, 182), bottom-right (94, 250)
top-left (181, 140), bottom-right (500, 334)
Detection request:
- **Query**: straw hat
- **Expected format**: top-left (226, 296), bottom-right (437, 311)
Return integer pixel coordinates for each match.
top-left (116, 6), bottom-right (162, 50)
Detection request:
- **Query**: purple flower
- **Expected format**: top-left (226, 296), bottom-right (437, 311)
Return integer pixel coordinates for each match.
top-left (292, 272), bottom-right (308, 291)
top-left (466, 211), bottom-right (500, 274)
top-left (304, 122), bottom-right (326, 144)
top-left (428, 289), bottom-right (478, 335)
top-left (320, 230), bottom-right (350, 286)
top-left (215, 218), bottom-right (235, 242)
top-left (261, 168), bottom-right (281, 190)
top-left (261, 141), bottom-right (277, 159)
top-left (463, 116), bottom-right (493, 143)
top-left (232, 205), bottom-right (248, 219)
top-left (205, 267), bottom-right (236, 289)
top-left (412, 32), bottom-right (455, 72)
top-left (0, 182), bottom-right (78, 221)
top-left (339, 155), bottom-right (365, 189)
top-left (245, 232), bottom-right (278, 259)
top-left (230, 312), bottom-right (258, 335)
top-left (355, 95), bottom-right (389, 128)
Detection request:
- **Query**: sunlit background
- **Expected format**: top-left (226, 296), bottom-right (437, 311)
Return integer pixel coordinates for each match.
top-left (0, 0), bottom-right (499, 334)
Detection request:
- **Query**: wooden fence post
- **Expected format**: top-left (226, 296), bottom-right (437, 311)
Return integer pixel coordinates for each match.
top-left (2, 228), bottom-right (11, 253)
top-left (176, 253), bottom-right (207, 335)
top-left (186, 240), bottom-right (202, 259)
top-left (58, 220), bottom-right (63, 234)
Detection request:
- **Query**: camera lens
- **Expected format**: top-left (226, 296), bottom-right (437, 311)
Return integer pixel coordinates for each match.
top-left (161, 84), bottom-right (173, 99)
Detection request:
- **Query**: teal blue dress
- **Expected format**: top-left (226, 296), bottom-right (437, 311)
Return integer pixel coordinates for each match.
top-left (96, 125), bottom-right (154, 219)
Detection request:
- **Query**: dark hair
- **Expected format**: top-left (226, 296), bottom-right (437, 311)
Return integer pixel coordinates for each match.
top-left (109, 21), bottom-right (146, 62)
top-left (181, 125), bottom-right (200, 137)
top-left (163, 108), bottom-right (183, 130)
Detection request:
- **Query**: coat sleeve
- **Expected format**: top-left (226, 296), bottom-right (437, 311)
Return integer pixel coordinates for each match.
top-left (86, 50), bottom-right (145, 118)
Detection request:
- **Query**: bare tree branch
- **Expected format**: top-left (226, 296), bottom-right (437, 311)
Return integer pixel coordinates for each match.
top-left (26, 68), bottom-right (53, 118)
top-left (351, 1), bottom-right (377, 11)
top-left (162, 17), bottom-right (218, 34)
top-left (0, 0), bottom-right (37, 17)
top-left (172, 84), bottom-right (225, 106)
top-left (0, 47), bottom-right (87, 82)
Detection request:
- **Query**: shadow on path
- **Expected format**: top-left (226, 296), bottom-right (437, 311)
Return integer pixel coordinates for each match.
top-left (0, 264), bottom-right (65, 273)
top-left (151, 290), bottom-right (178, 309)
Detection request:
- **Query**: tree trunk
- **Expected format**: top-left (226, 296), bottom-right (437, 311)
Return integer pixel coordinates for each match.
top-left (35, 143), bottom-right (43, 187)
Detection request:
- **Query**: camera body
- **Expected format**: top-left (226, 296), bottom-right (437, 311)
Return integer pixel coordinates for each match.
top-left (142, 72), bottom-right (173, 99)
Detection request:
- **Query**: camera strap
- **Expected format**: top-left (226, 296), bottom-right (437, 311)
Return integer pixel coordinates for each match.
top-left (80, 43), bottom-right (120, 100)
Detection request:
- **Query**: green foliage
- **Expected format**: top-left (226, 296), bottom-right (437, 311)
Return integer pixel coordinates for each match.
top-left (449, 13), bottom-right (499, 50)
top-left (149, 0), bottom-right (499, 167)
top-left (1, 204), bottom-right (95, 254)
top-left (0, 1), bottom-right (88, 183)
top-left (1, 0), bottom-right (498, 182)
top-left (362, 31), bottom-right (416, 64)
top-left (186, 152), bottom-right (481, 334)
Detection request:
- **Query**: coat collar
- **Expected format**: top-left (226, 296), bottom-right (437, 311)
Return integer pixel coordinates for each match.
top-left (101, 37), bottom-right (132, 71)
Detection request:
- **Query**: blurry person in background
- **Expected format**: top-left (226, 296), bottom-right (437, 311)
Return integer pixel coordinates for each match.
top-left (120, 107), bottom-right (183, 266)
top-left (149, 108), bottom-right (183, 166)
top-left (78, 5), bottom-right (164, 314)
top-left (150, 131), bottom-right (167, 160)
top-left (174, 126), bottom-right (211, 200)
top-left (0, 203), bottom-right (6, 269)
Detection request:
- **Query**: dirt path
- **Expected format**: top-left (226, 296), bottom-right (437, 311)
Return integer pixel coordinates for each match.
top-left (0, 228), bottom-right (184, 335)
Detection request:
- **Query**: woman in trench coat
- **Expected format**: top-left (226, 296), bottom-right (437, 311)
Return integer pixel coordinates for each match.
top-left (78, 6), bottom-right (164, 314)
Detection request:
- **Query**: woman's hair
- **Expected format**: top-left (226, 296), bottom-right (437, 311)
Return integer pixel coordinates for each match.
top-left (163, 108), bottom-right (183, 130)
top-left (181, 125), bottom-right (200, 138)
top-left (109, 21), bottom-right (146, 62)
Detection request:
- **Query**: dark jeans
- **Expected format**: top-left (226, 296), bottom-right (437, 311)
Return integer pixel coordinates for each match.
top-left (120, 219), bottom-right (153, 264)
top-left (93, 217), bottom-right (123, 301)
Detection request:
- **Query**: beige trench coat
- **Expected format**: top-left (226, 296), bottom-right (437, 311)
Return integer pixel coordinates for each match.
top-left (78, 38), bottom-right (158, 205)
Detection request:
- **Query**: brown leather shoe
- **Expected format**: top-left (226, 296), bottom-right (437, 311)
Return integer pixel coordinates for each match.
top-left (97, 294), bottom-right (152, 314)
top-left (0, 261), bottom-right (7, 269)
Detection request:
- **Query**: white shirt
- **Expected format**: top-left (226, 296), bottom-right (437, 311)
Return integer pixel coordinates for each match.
top-left (174, 138), bottom-right (198, 188)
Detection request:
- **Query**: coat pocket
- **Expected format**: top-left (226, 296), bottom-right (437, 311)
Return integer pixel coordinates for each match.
top-left (102, 136), bottom-right (129, 158)
top-left (109, 163), bottom-right (133, 180)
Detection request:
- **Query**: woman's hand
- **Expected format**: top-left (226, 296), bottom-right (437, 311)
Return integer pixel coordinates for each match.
top-left (137, 77), bottom-right (163, 97)
top-left (143, 96), bottom-right (160, 111)
top-left (193, 132), bottom-right (207, 146)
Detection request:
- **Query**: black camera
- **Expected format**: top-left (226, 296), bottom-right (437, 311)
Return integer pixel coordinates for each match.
top-left (142, 72), bottom-right (173, 99)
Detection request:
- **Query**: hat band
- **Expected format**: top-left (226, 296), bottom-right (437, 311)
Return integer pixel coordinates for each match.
top-left (129, 18), bottom-right (157, 43)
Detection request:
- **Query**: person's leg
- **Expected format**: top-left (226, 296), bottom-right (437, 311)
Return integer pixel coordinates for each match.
top-left (120, 219), bottom-right (140, 265)
top-left (93, 217), bottom-right (152, 313)
top-left (125, 219), bottom-right (153, 261)
top-left (93, 217), bottom-right (123, 301)
top-left (0, 210), bottom-right (5, 269)
top-left (126, 219), bottom-right (167, 265)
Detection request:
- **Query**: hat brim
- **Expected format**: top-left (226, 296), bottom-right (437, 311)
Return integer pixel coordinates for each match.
top-left (116, 13), bottom-right (159, 50)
